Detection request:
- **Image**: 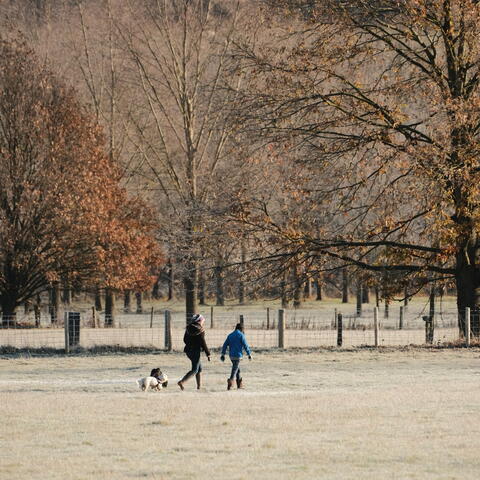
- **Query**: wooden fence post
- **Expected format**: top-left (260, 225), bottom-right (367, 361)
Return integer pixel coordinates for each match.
top-left (64, 312), bottom-right (70, 354)
top-left (150, 306), bottom-right (154, 328)
top-left (267, 307), bottom-right (270, 330)
top-left (278, 309), bottom-right (285, 348)
top-left (374, 307), bottom-right (379, 347)
top-left (399, 306), bottom-right (404, 330)
top-left (210, 306), bottom-right (214, 329)
top-left (164, 310), bottom-right (172, 351)
top-left (465, 307), bottom-right (471, 347)
top-left (337, 313), bottom-right (343, 347)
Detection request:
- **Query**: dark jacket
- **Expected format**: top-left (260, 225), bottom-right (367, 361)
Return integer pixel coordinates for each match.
top-left (183, 323), bottom-right (210, 357)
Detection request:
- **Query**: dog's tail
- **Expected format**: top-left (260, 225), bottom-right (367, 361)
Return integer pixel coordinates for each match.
top-left (136, 378), bottom-right (146, 391)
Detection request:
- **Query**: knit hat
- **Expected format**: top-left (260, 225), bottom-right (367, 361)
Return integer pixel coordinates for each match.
top-left (189, 313), bottom-right (205, 325)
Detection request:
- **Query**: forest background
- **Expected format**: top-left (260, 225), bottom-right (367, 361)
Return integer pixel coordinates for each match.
top-left (1, 0), bottom-right (479, 335)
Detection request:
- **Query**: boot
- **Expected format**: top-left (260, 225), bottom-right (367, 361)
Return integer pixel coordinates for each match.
top-left (236, 378), bottom-right (244, 389)
top-left (195, 372), bottom-right (201, 390)
top-left (227, 378), bottom-right (234, 390)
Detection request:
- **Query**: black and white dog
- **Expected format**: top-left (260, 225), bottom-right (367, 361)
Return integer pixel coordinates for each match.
top-left (137, 368), bottom-right (168, 391)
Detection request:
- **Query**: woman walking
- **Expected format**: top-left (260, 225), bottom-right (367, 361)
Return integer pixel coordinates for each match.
top-left (178, 314), bottom-right (210, 390)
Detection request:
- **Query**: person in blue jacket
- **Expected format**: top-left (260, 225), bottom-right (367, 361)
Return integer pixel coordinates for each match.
top-left (221, 323), bottom-right (252, 390)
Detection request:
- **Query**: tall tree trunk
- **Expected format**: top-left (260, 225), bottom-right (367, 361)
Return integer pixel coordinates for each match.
top-left (95, 286), bottom-right (102, 311)
top-left (136, 292), bottom-right (143, 314)
top-left (238, 240), bottom-right (247, 305)
top-left (152, 276), bottom-right (160, 300)
top-left (167, 259), bottom-right (174, 301)
top-left (356, 282), bottom-right (362, 316)
top-left (124, 290), bottom-right (131, 313)
top-left (215, 263), bottom-right (225, 306)
top-left (293, 264), bottom-right (302, 308)
top-left (361, 284), bottom-right (369, 303)
top-left (105, 288), bottom-right (115, 327)
top-left (315, 276), bottom-right (322, 301)
top-left (455, 231), bottom-right (480, 336)
top-left (62, 280), bottom-right (72, 305)
top-left (198, 269), bottom-right (206, 305)
top-left (0, 292), bottom-right (17, 326)
top-left (184, 259), bottom-right (198, 324)
top-left (342, 268), bottom-right (349, 303)
top-left (281, 271), bottom-right (289, 308)
top-left (303, 277), bottom-right (312, 299)
top-left (50, 282), bottom-right (60, 324)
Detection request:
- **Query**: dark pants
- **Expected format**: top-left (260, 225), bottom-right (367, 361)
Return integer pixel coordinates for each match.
top-left (229, 358), bottom-right (241, 380)
top-left (181, 350), bottom-right (202, 382)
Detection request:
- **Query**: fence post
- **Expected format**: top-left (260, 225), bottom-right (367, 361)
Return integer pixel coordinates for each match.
top-left (150, 306), bottom-right (154, 328)
top-left (64, 312), bottom-right (70, 354)
top-left (337, 313), bottom-right (343, 347)
top-left (278, 309), bottom-right (285, 348)
top-left (399, 306), bottom-right (404, 330)
top-left (210, 306), bottom-right (214, 329)
top-left (374, 307), bottom-right (379, 347)
top-left (164, 310), bottom-right (172, 351)
top-left (266, 307), bottom-right (270, 330)
top-left (92, 306), bottom-right (96, 328)
top-left (240, 314), bottom-right (244, 330)
top-left (465, 307), bottom-right (471, 347)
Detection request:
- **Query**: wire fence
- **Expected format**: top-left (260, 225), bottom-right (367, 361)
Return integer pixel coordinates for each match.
top-left (0, 302), bottom-right (473, 352)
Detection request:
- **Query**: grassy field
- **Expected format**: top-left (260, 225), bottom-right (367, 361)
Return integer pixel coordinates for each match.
top-left (1, 348), bottom-right (480, 479)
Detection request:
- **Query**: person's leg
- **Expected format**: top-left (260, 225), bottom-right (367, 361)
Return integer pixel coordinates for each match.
top-left (229, 359), bottom-right (240, 380)
top-left (236, 362), bottom-right (243, 388)
top-left (195, 361), bottom-right (203, 389)
top-left (178, 352), bottom-right (200, 390)
top-left (228, 358), bottom-right (239, 390)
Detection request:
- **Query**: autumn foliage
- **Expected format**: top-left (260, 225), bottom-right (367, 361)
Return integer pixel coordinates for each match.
top-left (0, 38), bottom-right (161, 319)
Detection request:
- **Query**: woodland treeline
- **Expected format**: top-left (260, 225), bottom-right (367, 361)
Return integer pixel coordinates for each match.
top-left (1, 0), bottom-right (479, 333)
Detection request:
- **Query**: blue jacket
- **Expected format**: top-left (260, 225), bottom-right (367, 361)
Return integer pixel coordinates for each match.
top-left (221, 330), bottom-right (251, 358)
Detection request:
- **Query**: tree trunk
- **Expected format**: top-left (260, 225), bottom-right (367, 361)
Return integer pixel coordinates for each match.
top-left (167, 259), bottom-right (174, 301)
top-left (198, 269), bottom-right (206, 305)
top-left (184, 260), bottom-right (198, 324)
top-left (361, 284), bottom-right (369, 303)
top-left (136, 292), bottom-right (143, 314)
top-left (342, 268), bottom-right (349, 303)
top-left (124, 290), bottom-right (131, 313)
top-left (215, 263), bottom-right (225, 306)
top-left (105, 288), bottom-right (115, 327)
top-left (62, 278), bottom-right (72, 305)
top-left (152, 276), bottom-right (160, 300)
top-left (455, 234), bottom-right (480, 336)
top-left (303, 277), bottom-right (312, 299)
top-left (95, 286), bottom-right (102, 311)
top-left (238, 240), bottom-right (247, 305)
top-left (0, 293), bottom-right (17, 326)
top-left (315, 276), bottom-right (322, 301)
top-left (50, 282), bottom-right (60, 324)
top-left (281, 275), bottom-right (289, 308)
top-left (356, 282), bottom-right (362, 316)
top-left (293, 264), bottom-right (302, 308)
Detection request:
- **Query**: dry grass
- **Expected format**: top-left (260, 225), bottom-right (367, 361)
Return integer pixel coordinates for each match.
top-left (1, 349), bottom-right (480, 479)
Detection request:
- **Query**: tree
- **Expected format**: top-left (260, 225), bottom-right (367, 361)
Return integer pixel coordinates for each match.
top-left (0, 38), bottom-right (161, 323)
top-left (119, 0), bottom-right (245, 322)
top-left (233, 0), bottom-right (480, 334)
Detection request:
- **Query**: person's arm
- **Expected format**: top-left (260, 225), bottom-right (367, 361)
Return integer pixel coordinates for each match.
top-left (242, 333), bottom-right (252, 358)
top-left (220, 337), bottom-right (229, 361)
top-left (200, 332), bottom-right (211, 358)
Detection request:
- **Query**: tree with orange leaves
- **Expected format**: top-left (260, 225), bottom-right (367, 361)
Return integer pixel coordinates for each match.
top-left (234, 0), bottom-right (480, 334)
top-left (0, 38), bottom-right (161, 324)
